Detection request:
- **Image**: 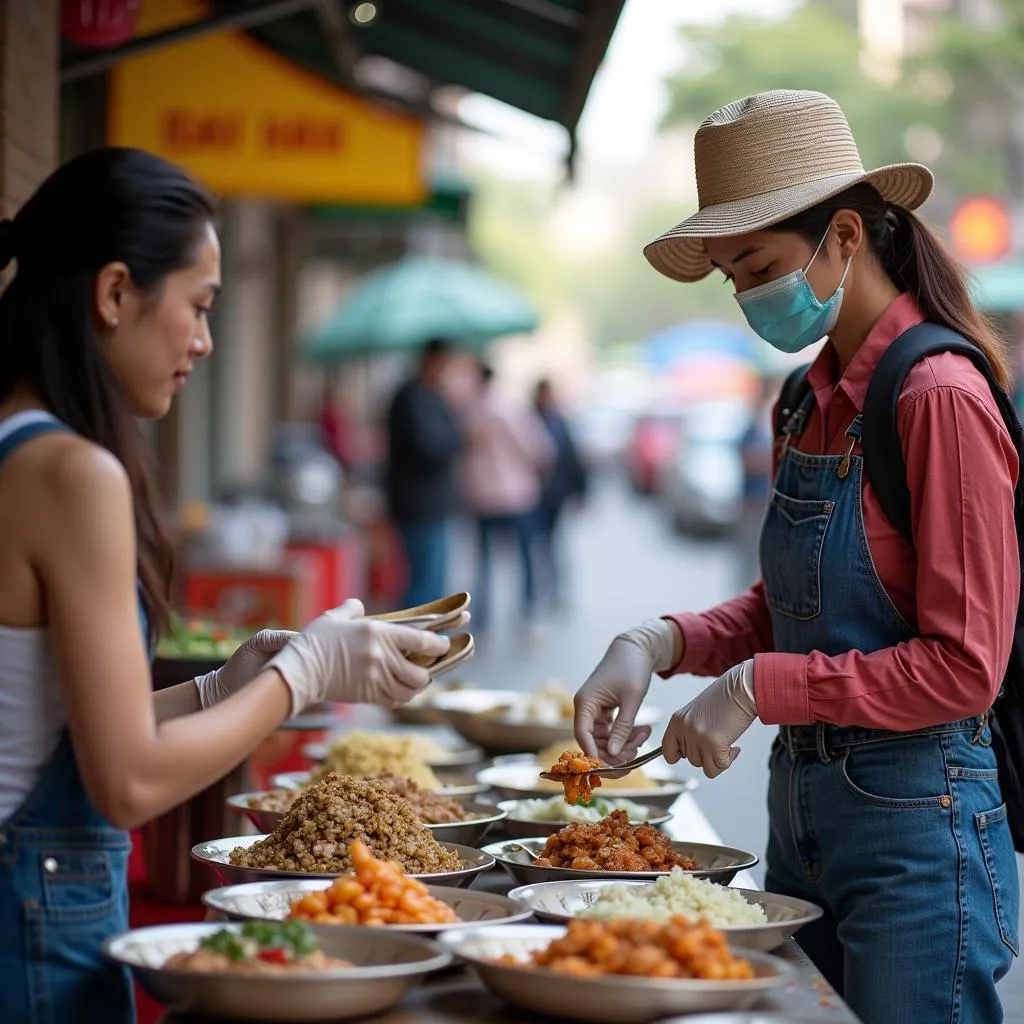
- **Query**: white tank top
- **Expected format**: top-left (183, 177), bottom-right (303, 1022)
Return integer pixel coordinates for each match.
top-left (0, 412), bottom-right (68, 822)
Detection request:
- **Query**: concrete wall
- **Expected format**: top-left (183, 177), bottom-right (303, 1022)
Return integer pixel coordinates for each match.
top-left (0, 0), bottom-right (58, 215)
top-left (211, 200), bottom-right (278, 492)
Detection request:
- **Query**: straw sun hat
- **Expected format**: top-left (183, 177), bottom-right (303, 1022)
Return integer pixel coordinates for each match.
top-left (644, 89), bottom-right (934, 283)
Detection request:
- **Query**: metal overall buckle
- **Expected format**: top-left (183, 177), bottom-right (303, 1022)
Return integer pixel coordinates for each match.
top-left (973, 709), bottom-right (992, 746)
top-left (837, 415), bottom-right (862, 480)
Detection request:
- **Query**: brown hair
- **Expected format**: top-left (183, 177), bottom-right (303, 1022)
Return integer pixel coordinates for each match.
top-left (0, 148), bottom-right (217, 643)
top-left (772, 184), bottom-right (1011, 390)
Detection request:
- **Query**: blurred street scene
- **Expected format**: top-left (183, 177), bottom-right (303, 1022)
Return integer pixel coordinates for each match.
top-left (21, 0), bottom-right (1024, 1018)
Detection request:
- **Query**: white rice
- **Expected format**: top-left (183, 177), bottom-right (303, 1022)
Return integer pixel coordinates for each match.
top-left (510, 796), bottom-right (652, 824)
top-left (579, 869), bottom-right (767, 927)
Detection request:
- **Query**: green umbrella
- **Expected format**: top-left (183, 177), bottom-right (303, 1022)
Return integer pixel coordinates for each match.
top-left (302, 257), bottom-right (540, 362)
top-left (969, 259), bottom-right (1024, 314)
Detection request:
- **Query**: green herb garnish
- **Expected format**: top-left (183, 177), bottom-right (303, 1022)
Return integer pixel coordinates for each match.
top-left (199, 921), bottom-right (318, 964)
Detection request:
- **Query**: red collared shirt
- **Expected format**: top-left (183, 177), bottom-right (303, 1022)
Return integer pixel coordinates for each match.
top-left (666, 292), bottom-right (1020, 729)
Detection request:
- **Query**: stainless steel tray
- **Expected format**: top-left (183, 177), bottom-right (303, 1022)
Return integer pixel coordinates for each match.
top-left (192, 835), bottom-right (494, 888)
top-left (431, 688), bottom-right (663, 756)
top-left (436, 924), bottom-right (793, 1023)
top-left (104, 922), bottom-right (450, 1021)
top-left (506, 879), bottom-right (823, 951)
top-left (301, 738), bottom-right (485, 769)
top-left (269, 769), bottom-right (489, 800)
top-left (496, 799), bottom-right (673, 838)
top-left (482, 837), bottom-right (758, 887)
top-left (225, 794), bottom-right (505, 846)
top-left (202, 879), bottom-right (533, 935)
top-left (476, 762), bottom-right (698, 810)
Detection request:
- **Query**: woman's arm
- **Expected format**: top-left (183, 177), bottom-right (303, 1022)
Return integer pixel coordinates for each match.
top-left (153, 680), bottom-right (201, 723)
top-left (754, 379), bottom-right (1019, 729)
top-left (661, 584), bottom-right (776, 679)
top-left (38, 442), bottom-right (292, 829)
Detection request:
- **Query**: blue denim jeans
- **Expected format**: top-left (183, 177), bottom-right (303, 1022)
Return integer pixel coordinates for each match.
top-left (396, 518), bottom-right (449, 609)
top-left (473, 509), bottom-right (541, 631)
top-left (760, 396), bottom-right (1019, 1022)
top-left (0, 735), bottom-right (134, 1024)
top-left (767, 722), bottom-right (1018, 1024)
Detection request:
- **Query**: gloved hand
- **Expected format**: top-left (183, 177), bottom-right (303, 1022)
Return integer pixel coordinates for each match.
top-left (194, 628), bottom-right (297, 709)
top-left (265, 599), bottom-right (451, 716)
top-left (574, 619), bottom-right (678, 763)
top-left (662, 660), bottom-right (757, 779)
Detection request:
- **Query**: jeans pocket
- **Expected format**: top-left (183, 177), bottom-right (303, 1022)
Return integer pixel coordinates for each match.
top-left (975, 803), bottom-right (1020, 956)
top-left (837, 740), bottom-right (950, 809)
top-left (760, 491), bottom-right (832, 620)
top-left (38, 847), bottom-right (123, 923)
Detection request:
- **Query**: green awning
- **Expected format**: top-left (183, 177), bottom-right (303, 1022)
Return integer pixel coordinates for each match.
top-left (307, 177), bottom-right (471, 222)
top-left (970, 260), bottom-right (1024, 313)
top-left (62, 3), bottom-right (625, 171)
top-left (221, 0), bottom-right (624, 145)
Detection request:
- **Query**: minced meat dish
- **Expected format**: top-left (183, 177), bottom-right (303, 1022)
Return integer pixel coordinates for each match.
top-left (228, 773), bottom-right (462, 874)
top-left (363, 773), bottom-right (472, 823)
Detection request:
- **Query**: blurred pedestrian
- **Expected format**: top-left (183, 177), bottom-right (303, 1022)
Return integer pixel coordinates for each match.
top-left (318, 375), bottom-right (354, 470)
top-left (460, 361), bottom-right (553, 637)
top-left (736, 376), bottom-right (774, 587)
top-left (533, 378), bottom-right (588, 610)
top-left (385, 339), bottom-right (463, 607)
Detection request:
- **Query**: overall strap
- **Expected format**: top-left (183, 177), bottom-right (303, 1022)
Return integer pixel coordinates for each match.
top-left (0, 411), bottom-right (68, 467)
top-left (774, 363), bottom-right (813, 438)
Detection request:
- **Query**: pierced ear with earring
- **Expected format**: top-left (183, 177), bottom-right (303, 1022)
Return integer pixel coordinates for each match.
top-left (108, 317), bottom-right (119, 328)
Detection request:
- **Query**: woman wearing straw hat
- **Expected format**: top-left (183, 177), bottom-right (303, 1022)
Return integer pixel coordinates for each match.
top-left (574, 90), bottom-right (1019, 1023)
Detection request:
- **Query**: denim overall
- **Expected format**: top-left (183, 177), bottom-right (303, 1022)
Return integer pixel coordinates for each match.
top-left (761, 392), bottom-right (1020, 1024)
top-left (0, 413), bottom-right (138, 1024)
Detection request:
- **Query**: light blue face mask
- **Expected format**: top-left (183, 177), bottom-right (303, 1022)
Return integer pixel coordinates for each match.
top-left (734, 230), bottom-right (852, 354)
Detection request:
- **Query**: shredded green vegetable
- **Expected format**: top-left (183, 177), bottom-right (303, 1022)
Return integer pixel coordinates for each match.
top-left (199, 920), bottom-right (317, 963)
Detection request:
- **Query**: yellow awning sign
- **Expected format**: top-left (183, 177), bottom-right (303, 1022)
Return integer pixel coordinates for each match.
top-left (108, 1), bottom-right (426, 205)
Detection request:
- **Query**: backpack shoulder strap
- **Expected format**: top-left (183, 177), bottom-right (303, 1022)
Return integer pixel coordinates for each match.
top-left (862, 322), bottom-right (1024, 544)
top-left (774, 363), bottom-right (813, 437)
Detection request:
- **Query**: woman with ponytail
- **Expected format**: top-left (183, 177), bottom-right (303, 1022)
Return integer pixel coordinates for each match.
top-left (0, 148), bottom-right (456, 1022)
top-left (573, 91), bottom-right (1019, 1022)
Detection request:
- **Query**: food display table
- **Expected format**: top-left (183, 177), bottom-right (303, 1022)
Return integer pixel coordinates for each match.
top-left (154, 792), bottom-right (861, 1024)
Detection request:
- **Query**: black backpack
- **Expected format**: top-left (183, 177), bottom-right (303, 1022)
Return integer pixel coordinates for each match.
top-left (774, 322), bottom-right (1024, 852)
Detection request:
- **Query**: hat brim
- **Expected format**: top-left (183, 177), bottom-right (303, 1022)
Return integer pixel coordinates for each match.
top-left (643, 163), bottom-right (934, 283)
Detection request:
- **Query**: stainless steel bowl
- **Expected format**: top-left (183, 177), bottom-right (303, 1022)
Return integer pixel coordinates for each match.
top-left (426, 802), bottom-right (506, 846)
top-left (192, 836), bottom-right (494, 888)
top-left (477, 762), bottom-right (698, 811)
top-left (225, 791), bottom-right (292, 834)
top-left (268, 769), bottom-right (489, 800)
top-left (224, 795), bottom-right (504, 846)
top-left (202, 879), bottom-right (533, 935)
top-left (436, 924), bottom-right (794, 1023)
top-left (496, 799), bottom-right (673, 838)
top-left (301, 739), bottom-right (485, 769)
top-left (432, 689), bottom-right (663, 756)
top-left (505, 880), bottom-right (823, 951)
top-left (482, 837), bottom-right (758, 887)
top-left (103, 922), bottom-right (450, 1021)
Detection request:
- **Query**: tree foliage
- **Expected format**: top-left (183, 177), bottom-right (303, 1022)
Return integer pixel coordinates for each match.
top-left (660, 4), bottom-right (933, 174)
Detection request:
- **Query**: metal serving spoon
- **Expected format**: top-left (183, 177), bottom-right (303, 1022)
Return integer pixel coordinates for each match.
top-left (537, 746), bottom-right (664, 782)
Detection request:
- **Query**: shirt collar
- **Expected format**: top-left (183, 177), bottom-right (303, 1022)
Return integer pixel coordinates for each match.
top-left (805, 292), bottom-right (925, 411)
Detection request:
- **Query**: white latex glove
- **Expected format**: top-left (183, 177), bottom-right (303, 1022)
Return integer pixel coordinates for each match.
top-left (194, 629), bottom-right (298, 709)
top-left (662, 660), bottom-right (758, 779)
top-left (574, 619), bottom-right (677, 763)
top-left (265, 599), bottom-right (451, 716)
